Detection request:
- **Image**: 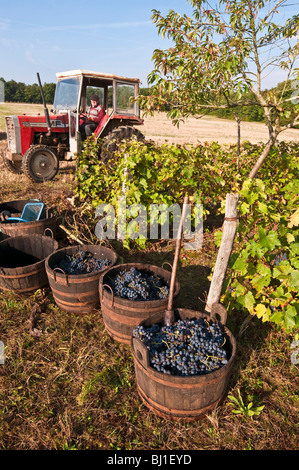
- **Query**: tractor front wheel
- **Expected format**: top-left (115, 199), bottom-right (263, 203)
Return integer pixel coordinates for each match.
top-left (22, 145), bottom-right (59, 183)
top-left (100, 126), bottom-right (145, 164)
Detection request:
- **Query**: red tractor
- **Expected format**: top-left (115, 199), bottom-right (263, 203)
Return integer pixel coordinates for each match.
top-left (2, 70), bottom-right (145, 182)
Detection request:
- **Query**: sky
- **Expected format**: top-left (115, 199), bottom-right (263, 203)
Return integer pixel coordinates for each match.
top-left (0, 0), bottom-right (298, 90)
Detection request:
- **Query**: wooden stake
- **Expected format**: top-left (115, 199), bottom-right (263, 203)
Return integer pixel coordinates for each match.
top-left (205, 193), bottom-right (239, 313)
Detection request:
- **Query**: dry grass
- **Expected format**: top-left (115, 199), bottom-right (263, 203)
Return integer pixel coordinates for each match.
top-left (0, 110), bottom-right (298, 451)
top-left (0, 264), bottom-right (297, 451)
top-left (0, 103), bottom-right (45, 134)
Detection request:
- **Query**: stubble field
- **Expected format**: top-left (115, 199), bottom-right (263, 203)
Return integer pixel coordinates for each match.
top-left (1, 102), bottom-right (299, 146)
top-left (141, 112), bottom-right (299, 145)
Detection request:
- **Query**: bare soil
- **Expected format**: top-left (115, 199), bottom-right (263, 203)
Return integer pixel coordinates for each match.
top-left (141, 112), bottom-right (299, 145)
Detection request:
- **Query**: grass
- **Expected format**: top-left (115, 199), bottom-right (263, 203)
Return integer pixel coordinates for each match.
top-left (0, 102), bottom-right (47, 134)
top-left (0, 139), bottom-right (298, 452)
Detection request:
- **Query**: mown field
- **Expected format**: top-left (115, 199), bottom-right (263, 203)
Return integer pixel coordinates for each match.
top-left (1, 102), bottom-right (299, 145)
top-left (0, 104), bottom-right (298, 452)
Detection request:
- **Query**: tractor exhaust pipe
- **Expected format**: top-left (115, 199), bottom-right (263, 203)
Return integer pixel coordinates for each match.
top-left (37, 72), bottom-right (51, 135)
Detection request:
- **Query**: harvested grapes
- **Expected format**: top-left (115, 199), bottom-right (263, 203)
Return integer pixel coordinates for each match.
top-left (133, 317), bottom-right (229, 376)
top-left (106, 267), bottom-right (169, 301)
top-left (54, 250), bottom-right (112, 275)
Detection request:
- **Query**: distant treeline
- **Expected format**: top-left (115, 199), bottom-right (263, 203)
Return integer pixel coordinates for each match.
top-left (0, 78), bottom-right (148, 106)
top-left (0, 78), bottom-right (56, 104)
top-left (0, 77), bottom-right (295, 125)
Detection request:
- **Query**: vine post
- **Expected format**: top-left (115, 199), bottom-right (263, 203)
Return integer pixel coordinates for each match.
top-left (205, 193), bottom-right (239, 313)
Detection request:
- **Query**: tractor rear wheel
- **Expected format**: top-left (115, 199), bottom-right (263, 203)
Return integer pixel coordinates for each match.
top-left (100, 126), bottom-right (145, 164)
top-left (2, 148), bottom-right (23, 174)
top-left (22, 145), bottom-right (59, 182)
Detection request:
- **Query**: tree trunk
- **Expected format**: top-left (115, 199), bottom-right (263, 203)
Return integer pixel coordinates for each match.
top-left (234, 113), bottom-right (241, 171)
top-left (248, 133), bottom-right (278, 179)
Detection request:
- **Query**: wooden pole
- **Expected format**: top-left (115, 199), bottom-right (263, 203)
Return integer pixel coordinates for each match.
top-left (164, 195), bottom-right (189, 326)
top-left (205, 193), bottom-right (239, 313)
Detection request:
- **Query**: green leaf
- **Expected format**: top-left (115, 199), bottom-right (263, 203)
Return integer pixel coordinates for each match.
top-left (252, 274), bottom-right (271, 292)
top-left (273, 265), bottom-right (292, 279)
top-left (249, 241), bottom-right (265, 258)
top-left (258, 201), bottom-right (268, 214)
top-left (244, 291), bottom-right (255, 312)
top-left (232, 250), bottom-right (249, 274)
top-left (234, 282), bottom-right (246, 297)
top-left (214, 229), bottom-right (223, 247)
top-left (139, 178), bottom-right (148, 189)
top-left (284, 305), bottom-right (297, 330)
top-left (290, 243), bottom-right (299, 255)
top-left (290, 270), bottom-right (299, 289)
top-left (286, 233), bottom-right (295, 243)
top-left (258, 228), bottom-right (281, 251)
top-left (255, 303), bottom-right (267, 319)
top-left (240, 201), bottom-right (250, 214)
top-left (271, 310), bottom-right (283, 326)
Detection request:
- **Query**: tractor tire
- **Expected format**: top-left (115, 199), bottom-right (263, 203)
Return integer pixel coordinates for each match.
top-left (101, 126), bottom-right (145, 164)
top-left (2, 147), bottom-right (23, 174)
top-left (22, 145), bottom-right (59, 183)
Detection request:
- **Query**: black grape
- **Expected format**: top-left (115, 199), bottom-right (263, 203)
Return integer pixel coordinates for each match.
top-left (54, 250), bottom-right (112, 275)
top-left (106, 267), bottom-right (169, 301)
top-left (133, 317), bottom-right (229, 376)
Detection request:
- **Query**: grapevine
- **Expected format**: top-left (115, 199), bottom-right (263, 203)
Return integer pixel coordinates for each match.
top-left (75, 138), bottom-right (299, 331)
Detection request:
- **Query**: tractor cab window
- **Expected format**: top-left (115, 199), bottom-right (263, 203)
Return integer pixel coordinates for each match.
top-left (53, 77), bottom-right (81, 112)
top-left (115, 83), bottom-right (135, 114)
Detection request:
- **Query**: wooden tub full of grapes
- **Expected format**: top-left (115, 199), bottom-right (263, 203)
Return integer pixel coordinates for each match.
top-left (99, 263), bottom-right (180, 344)
top-left (45, 244), bottom-right (118, 314)
top-left (131, 194), bottom-right (238, 420)
top-left (131, 304), bottom-right (236, 421)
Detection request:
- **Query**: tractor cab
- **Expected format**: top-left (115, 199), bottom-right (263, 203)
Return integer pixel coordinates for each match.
top-left (3, 69), bottom-right (144, 182)
top-left (54, 69), bottom-right (141, 116)
top-left (53, 70), bottom-right (143, 156)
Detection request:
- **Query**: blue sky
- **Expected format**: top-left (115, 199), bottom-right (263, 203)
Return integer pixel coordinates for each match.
top-left (0, 0), bottom-right (298, 89)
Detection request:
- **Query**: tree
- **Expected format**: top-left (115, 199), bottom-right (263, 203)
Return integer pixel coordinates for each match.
top-left (139, 0), bottom-right (299, 177)
top-left (14, 82), bottom-right (26, 102)
top-left (5, 80), bottom-right (19, 102)
top-left (24, 83), bottom-right (41, 103)
top-left (43, 82), bottom-right (56, 104)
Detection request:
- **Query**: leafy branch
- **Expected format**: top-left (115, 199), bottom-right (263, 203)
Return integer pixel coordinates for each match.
top-left (138, 0), bottom-right (299, 177)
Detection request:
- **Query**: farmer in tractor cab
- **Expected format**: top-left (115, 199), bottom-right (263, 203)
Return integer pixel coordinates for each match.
top-left (79, 94), bottom-right (105, 140)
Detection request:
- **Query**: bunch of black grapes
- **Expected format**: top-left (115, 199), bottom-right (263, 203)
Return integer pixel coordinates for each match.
top-left (107, 267), bottom-right (169, 301)
top-left (54, 250), bottom-right (112, 275)
top-left (133, 317), bottom-right (229, 376)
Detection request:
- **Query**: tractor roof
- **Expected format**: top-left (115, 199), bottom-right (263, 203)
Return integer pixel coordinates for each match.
top-left (56, 69), bottom-right (141, 84)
